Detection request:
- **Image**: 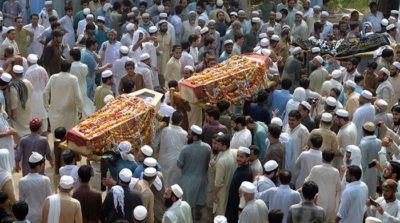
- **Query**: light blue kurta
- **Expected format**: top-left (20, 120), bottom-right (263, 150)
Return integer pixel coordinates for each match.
top-left (360, 135), bottom-right (381, 199)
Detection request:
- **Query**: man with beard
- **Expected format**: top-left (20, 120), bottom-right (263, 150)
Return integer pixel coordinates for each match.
top-left (177, 125), bottom-right (211, 220)
top-left (286, 110), bottom-right (309, 173)
top-left (238, 181), bottom-right (269, 223)
top-left (136, 53), bottom-right (154, 90)
top-left (162, 184), bottom-right (192, 223)
top-left (353, 90), bottom-right (375, 144)
top-left (255, 160), bottom-right (279, 197)
top-left (377, 49), bottom-right (394, 71)
top-left (282, 47), bottom-right (303, 91)
top-left (376, 68), bottom-right (395, 109)
top-left (367, 179), bottom-right (400, 221)
top-left (206, 133), bottom-right (220, 222)
top-left (262, 11), bottom-right (282, 35)
top-left (309, 56), bottom-right (328, 94)
top-left (390, 62), bottom-right (400, 103)
top-left (343, 80), bottom-right (360, 119)
top-left (242, 17), bottom-right (261, 54)
top-left (343, 58), bottom-right (361, 83)
top-left (336, 165), bottom-right (368, 223)
top-left (181, 11), bottom-right (197, 44)
top-left (246, 117), bottom-right (268, 163)
top-left (164, 45), bottom-right (182, 88)
top-left (292, 12), bottom-right (309, 41)
top-left (335, 109), bottom-right (357, 169)
top-left (218, 40), bottom-right (233, 62)
top-left (225, 146), bottom-right (253, 223)
top-left (230, 116), bottom-right (252, 150)
top-left (381, 161), bottom-right (400, 200)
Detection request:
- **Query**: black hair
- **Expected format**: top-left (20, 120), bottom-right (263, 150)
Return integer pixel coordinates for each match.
top-left (175, 5), bottom-right (184, 14)
top-left (215, 134), bottom-right (230, 148)
top-left (60, 60), bottom-right (71, 72)
top-left (52, 30), bottom-right (63, 38)
top-left (172, 45), bottom-right (182, 52)
top-left (217, 100), bottom-right (230, 112)
top-left (249, 145), bottom-right (259, 155)
top-left (30, 13), bottom-right (39, 19)
top-left (330, 87), bottom-right (341, 97)
top-left (85, 38), bottom-right (98, 48)
top-left (54, 127), bottom-right (67, 140)
top-left (78, 165), bottom-right (93, 183)
top-left (28, 158), bottom-right (45, 169)
top-left (299, 77), bottom-right (310, 89)
top-left (85, 23), bottom-right (96, 31)
top-left (382, 49), bottom-right (394, 58)
top-left (65, 6), bottom-right (73, 12)
top-left (257, 90), bottom-right (268, 103)
top-left (288, 110), bottom-right (301, 120)
top-left (49, 15), bottom-right (58, 23)
top-left (234, 32), bottom-right (244, 41)
top-left (12, 201), bottom-right (29, 221)
top-left (168, 80), bottom-right (178, 88)
top-left (281, 78), bottom-right (292, 90)
top-left (322, 149), bottom-right (335, 162)
top-left (102, 76), bottom-right (113, 84)
top-left (204, 37), bottom-right (215, 47)
top-left (367, 61), bottom-right (378, 70)
top-left (139, 1), bottom-right (147, 8)
top-left (171, 111), bottom-right (184, 125)
top-left (302, 181), bottom-right (319, 200)
top-left (349, 22), bottom-right (359, 31)
top-left (0, 192), bottom-right (8, 204)
top-left (390, 161), bottom-right (400, 181)
top-left (348, 165), bottom-right (362, 180)
top-left (122, 79), bottom-right (134, 93)
top-left (182, 41), bottom-right (190, 51)
top-left (233, 116), bottom-right (246, 126)
top-left (206, 107), bottom-right (220, 120)
top-left (369, 2), bottom-right (378, 8)
top-left (268, 123), bottom-right (282, 139)
top-left (278, 170), bottom-right (291, 185)
top-left (309, 134), bottom-right (323, 149)
top-left (348, 57), bottom-right (359, 66)
top-left (188, 34), bottom-right (199, 44)
top-left (124, 61), bottom-right (135, 68)
top-left (62, 150), bottom-right (74, 165)
top-left (70, 48), bottom-right (81, 61)
top-left (268, 209), bottom-right (284, 223)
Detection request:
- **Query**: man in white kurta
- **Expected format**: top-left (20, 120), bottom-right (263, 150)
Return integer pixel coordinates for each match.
top-left (230, 117), bottom-right (252, 149)
top-left (24, 54), bottom-right (48, 132)
top-left (43, 61), bottom-right (83, 133)
top-left (336, 109), bottom-right (357, 160)
top-left (162, 185), bottom-right (193, 223)
top-left (238, 182), bottom-right (269, 223)
top-left (111, 46), bottom-right (133, 96)
top-left (164, 48), bottom-right (182, 88)
top-left (99, 30), bottom-right (122, 65)
top-left (320, 69), bottom-right (343, 97)
top-left (376, 68), bottom-right (396, 109)
top-left (352, 90), bottom-right (375, 144)
top-left (136, 54), bottom-right (154, 90)
top-left (58, 7), bottom-right (75, 49)
top-left (120, 23), bottom-right (135, 47)
top-left (24, 15), bottom-right (45, 58)
top-left (367, 179), bottom-right (400, 222)
top-left (309, 56), bottom-right (329, 94)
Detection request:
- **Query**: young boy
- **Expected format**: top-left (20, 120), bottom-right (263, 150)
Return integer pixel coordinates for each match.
top-left (12, 201), bottom-right (29, 223)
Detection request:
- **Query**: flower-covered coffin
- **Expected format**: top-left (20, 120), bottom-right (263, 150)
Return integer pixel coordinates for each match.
top-left (66, 94), bottom-right (156, 155)
top-left (179, 54), bottom-right (268, 104)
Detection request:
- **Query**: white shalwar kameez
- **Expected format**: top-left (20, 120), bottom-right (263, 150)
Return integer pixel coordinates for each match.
top-left (23, 24), bottom-right (45, 57)
top-left (352, 103), bottom-right (375, 144)
top-left (230, 128), bottom-right (252, 149)
top-left (70, 61), bottom-right (95, 118)
top-left (99, 41), bottom-right (122, 65)
top-left (58, 15), bottom-right (75, 49)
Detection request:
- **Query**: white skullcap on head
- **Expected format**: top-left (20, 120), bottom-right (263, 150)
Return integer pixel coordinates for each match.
top-left (134, 205), bottom-right (147, 221)
top-left (321, 11), bottom-right (329, 16)
top-left (198, 15), bottom-right (207, 21)
top-left (103, 95), bottom-right (114, 103)
top-left (238, 146), bottom-right (250, 155)
top-left (364, 21), bottom-right (372, 27)
top-left (144, 157), bottom-right (157, 167)
top-left (251, 17), bottom-right (261, 23)
top-left (240, 181), bottom-right (256, 193)
top-left (326, 96), bottom-right (337, 107)
top-left (264, 160), bottom-right (279, 172)
top-left (393, 61), bottom-right (400, 69)
top-left (261, 49), bottom-right (272, 56)
top-left (190, 125), bottom-right (202, 135)
top-left (158, 19), bottom-right (168, 25)
top-left (101, 70), bottom-right (112, 78)
top-left (295, 11), bottom-right (303, 17)
top-left (238, 10), bottom-right (245, 14)
top-left (392, 10), bottom-right (399, 15)
top-left (200, 27), bottom-right (209, 34)
top-left (282, 25), bottom-right (291, 31)
top-left (366, 32), bottom-right (374, 37)
top-left (276, 12), bottom-right (282, 20)
top-left (29, 152), bottom-right (43, 163)
top-left (119, 168), bottom-right (132, 182)
top-left (375, 99), bottom-right (388, 110)
top-left (336, 109), bottom-right (349, 118)
top-left (251, 10), bottom-right (259, 15)
top-left (381, 19), bottom-right (389, 26)
top-left (159, 12), bottom-right (168, 18)
top-left (13, 65), bottom-right (23, 74)
top-left (266, 27), bottom-right (275, 33)
top-left (259, 32), bottom-right (268, 39)
top-left (313, 5), bottom-right (321, 10)
top-left (140, 53), bottom-right (151, 61)
top-left (365, 216), bottom-right (382, 223)
top-left (380, 67), bottom-right (390, 76)
top-left (86, 14), bottom-right (94, 19)
top-left (60, 175), bottom-right (74, 189)
top-left (83, 8), bottom-right (91, 15)
top-left (194, 26), bottom-right (202, 33)
top-left (208, 19), bottom-right (216, 24)
top-left (158, 4), bottom-right (164, 12)
top-left (387, 24), bottom-right (396, 30)
top-left (143, 167), bottom-right (157, 177)
top-left (140, 145), bottom-right (153, 157)
top-left (260, 38), bottom-right (269, 47)
top-left (332, 69), bottom-right (342, 78)
top-left (292, 47), bottom-right (302, 55)
top-left (0, 17), bottom-right (3, 21)
top-left (345, 80), bottom-right (356, 89)
top-left (45, 1), bottom-right (52, 5)
top-left (171, 184), bottom-right (184, 198)
top-left (149, 26), bottom-right (158, 33)
top-left (120, 46), bottom-right (129, 54)
top-left (142, 13), bottom-right (150, 17)
top-left (271, 34), bottom-right (280, 41)
top-left (184, 65), bottom-right (194, 72)
top-left (118, 141), bottom-right (131, 153)
top-left (361, 90), bottom-right (373, 100)
top-left (224, 39), bottom-right (233, 45)
top-left (27, 54), bottom-right (38, 64)
top-left (342, 14), bottom-right (350, 19)
top-left (321, 112), bottom-right (333, 122)
top-left (301, 101), bottom-right (312, 111)
top-left (214, 215), bottom-right (227, 223)
top-left (0, 73), bottom-right (11, 83)
top-left (314, 55), bottom-right (324, 64)
top-left (6, 26), bottom-right (15, 32)
top-left (311, 47), bottom-right (321, 53)
top-left (230, 11), bottom-right (238, 16)
top-left (216, 0), bottom-right (223, 7)
top-left (103, 3), bottom-right (112, 11)
top-left (126, 23), bottom-right (135, 31)
top-left (271, 117), bottom-right (283, 127)
top-left (97, 16), bottom-right (105, 22)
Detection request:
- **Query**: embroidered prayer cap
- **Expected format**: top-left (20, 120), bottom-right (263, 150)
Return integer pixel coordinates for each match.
top-left (190, 125), bottom-right (203, 135)
top-left (271, 117), bottom-right (283, 127)
top-left (332, 69), bottom-right (342, 78)
top-left (171, 184), bottom-right (184, 198)
top-left (271, 34), bottom-right (280, 41)
top-left (321, 11), bottom-right (329, 17)
top-left (375, 99), bottom-right (388, 111)
top-left (321, 113), bottom-right (333, 122)
top-left (144, 157), bottom-right (157, 167)
top-left (29, 117), bottom-right (42, 130)
top-left (133, 205), bottom-right (147, 221)
top-left (149, 26), bottom-right (158, 34)
top-left (13, 65), bottom-right (23, 74)
top-left (361, 90), bottom-right (373, 100)
top-left (335, 109), bottom-right (348, 118)
top-left (214, 216), bottom-right (227, 223)
top-left (264, 160), bottom-right (279, 172)
top-left (101, 70), bottom-right (113, 78)
top-left (240, 181), bottom-right (256, 193)
top-left (238, 146), bottom-right (251, 155)
top-left (314, 55), bottom-right (324, 64)
top-left (29, 152), bottom-right (44, 163)
top-left (27, 54), bottom-right (38, 64)
top-left (140, 53), bottom-right (151, 61)
top-left (300, 101), bottom-right (311, 111)
top-left (119, 168), bottom-right (132, 183)
top-left (140, 145), bottom-right (153, 157)
top-left (60, 175), bottom-right (74, 189)
top-left (143, 167), bottom-right (157, 177)
top-left (0, 73), bottom-right (12, 83)
top-left (363, 122), bottom-right (375, 132)
top-left (259, 32), bottom-right (268, 39)
top-left (313, 5), bottom-right (321, 10)
top-left (251, 17), bottom-right (261, 23)
top-left (142, 13), bottom-right (150, 17)
top-left (326, 97), bottom-right (337, 107)
top-left (260, 38), bottom-right (270, 47)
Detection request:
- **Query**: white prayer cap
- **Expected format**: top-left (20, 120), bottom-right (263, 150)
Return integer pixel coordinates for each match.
top-left (129, 177), bottom-right (139, 190)
top-left (308, 36), bottom-right (317, 41)
top-left (159, 12), bottom-right (168, 18)
top-left (251, 17), bottom-right (261, 23)
top-left (149, 26), bottom-right (158, 34)
top-left (321, 113), bottom-right (333, 122)
top-left (364, 21), bottom-right (372, 27)
top-left (381, 19), bottom-right (389, 26)
top-left (380, 67), bottom-right (390, 76)
top-left (29, 152), bottom-right (43, 163)
top-left (344, 80), bottom-right (356, 89)
top-left (0, 17), bottom-right (3, 21)
top-left (332, 69), bottom-right (342, 78)
top-left (300, 101), bottom-right (311, 111)
top-left (126, 23), bottom-right (135, 32)
top-left (140, 53), bottom-right (151, 61)
top-left (143, 167), bottom-right (157, 177)
top-left (391, 10), bottom-right (399, 15)
top-left (292, 47), bottom-right (302, 55)
top-left (238, 10), bottom-right (245, 14)
top-left (101, 70), bottom-right (113, 78)
top-left (326, 96), bottom-right (337, 107)
top-left (375, 99), bottom-right (388, 110)
top-left (171, 184), bottom-right (184, 198)
top-left (361, 90), bottom-right (373, 100)
top-left (131, 7), bottom-right (138, 12)
top-left (109, 29), bottom-right (117, 34)
top-left (118, 141), bottom-right (131, 152)
top-left (83, 8), bottom-right (91, 15)
top-left (321, 11), bottom-right (329, 17)
top-left (230, 11), bottom-right (238, 17)
top-left (13, 65), bottom-right (23, 74)
top-left (0, 73), bottom-right (11, 83)
top-left (119, 46), bottom-right (129, 54)
top-left (158, 19), bottom-right (168, 25)
top-left (311, 47), bottom-right (321, 53)
top-left (45, 1), bottom-right (52, 5)
top-left (198, 15), bottom-right (207, 21)
top-left (200, 27), bottom-right (209, 35)
top-left (144, 157), bottom-right (157, 167)
top-left (271, 117), bottom-right (283, 127)
top-left (295, 11), bottom-right (303, 17)
top-left (271, 34), bottom-right (280, 41)
top-left (97, 16), bottom-right (105, 22)
top-left (214, 215), bottom-right (227, 223)
top-left (142, 12), bottom-right (150, 17)
top-left (342, 14), bottom-right (350, 19)
top-left (365, 217), bottom-right (382, 223)
top-left (104, 95), bottom-right (114, 103)
top-left (313, 5), bottom-right (321, 10)
top-left (86, 14), bottom-right (94, 20)
top-left (27, 54), bottom-right (38, 64)
top-left (251, 10), bottom-right (260, 16)
top-left (190, 125), bottom-right (202, 135)
top-left (208, 19), bottom-right (216, 24)
top-left (366, 32), bottom-right (374, 37)
top-left (184, 65), bottom-right (194, 72)
top-left (260, 38), bottom-right (269, 47)
top-left (394, 62), bottom-right (400, 70)
top-left (276, 12), bottom-right (282, 20)
top-left (238, 146), bottom-right (251, 155)
top-left (224, 39), bottom-right (233, 45)
top-left (134, 205), bottom-right (147, 221)
top-left (103, 3), bottom-right (112, 11)
top-left (140, 145), bottom-right (153, 157)
top-left (259, 32), bottom-right (268, 39)
top-left (188, 10), bottom-right (196, 15)
top-left (216, 0), bottom-right (223, 7)
top-left (60, 175), bottom-right (74, 189)
top-left (264, 160), bottom-right (278, 172)
top-left (266, 27), bottom-right (275, 33)
top-left (239, 181), bottom-right (256, 193)
top-left (6, 26), bottom-right (15, 32)
top-left (158, 4), bottom-right (164, 12)
top-left (336, 109), bottom-right (349, 118)
top-left (387, 24), bottom-right (396, 30)
top-left (261, 49), bottom-right (272, 56)
top-left (119, 168), bottom-right (132, 182)
top-left (314, 55), bottom-right (324, 64)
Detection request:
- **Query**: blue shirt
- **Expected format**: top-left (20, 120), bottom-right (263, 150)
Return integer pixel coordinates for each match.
top-left (269, 89), bottom-right (293, 120)
top-left (95, 27), bottom-right (110, 51)
top-left (109, 159), bottom-right (138, 181)
top-left (250, 103), bottom-right (271, 125)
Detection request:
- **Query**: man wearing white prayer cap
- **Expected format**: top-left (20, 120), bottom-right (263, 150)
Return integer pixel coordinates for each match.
top-left (309, 55), bottom-right (329, 93)
top-left (136, 53), bottom-right (155, 90)
top-left (352, 89), bottom-right (376, 145)
top-left (182, 65), bottom-right (194, 80)
top-left (282, 47), bottom-right (303, 91)
top-left (219, 40), bottom-right (234, 62)
top-left (343, 79), bottom-right (360, 118)
top-left (376, 67), bottom-right (395, 108)
top-left (133, 205), bottom-right (147, 223)
top-left (292, 10), bottom-right (309, 41)
top-left (374, 99), bottom-right (393, 139)
top-left (38, 1), bottom-right (59, 29)
top-left (214, 215), bottom-right (227, 223)
top-left (254, 160), bottom-right (279, 196)
top-left (320, 69), bottom-right (343, 97)
top-left (241, 16), bottom-right (262, 53)
top-left (93, 70), bottom-right (114, 111)
top-left (102, 168), bottom-right (143, 222)
top-left (238, 181), bottom-right (269, 223)
top-left (41, 175), bottom-right (82, 223)
top-left (120, 23), bottom-right (135, 47)
top-left (334, 108), bottom-right (357, 164)
top-left (111, 44), bottom-right (134, 96)
top-left (162, 184), bottom-right (192, 222)
top-left (18, 151), bottom-right (52, 223)
top-left (299, 101), bottom-right (316, 132)
top-left (134, 167), bottom-right (157, 223)
top-left (177, 124), bottom-right (211, 220)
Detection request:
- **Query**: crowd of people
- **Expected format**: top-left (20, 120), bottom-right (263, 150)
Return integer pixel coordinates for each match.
top-left (0, 0), bottom-right (399, 222)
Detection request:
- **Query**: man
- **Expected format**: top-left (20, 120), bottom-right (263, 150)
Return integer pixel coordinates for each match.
top-left (308, 112), bottom-right (339, 153)
top-left (164, 45), bottom-right (182, 88)
top-left (177, 125), bottom-right (211, 220)
top-left (72, 165), bottom-right (102, 223)
top-left (376, 67), bottom-right (395, 108)
top-left (337, 165), bottom-right (368, 223)
top-left (24, 14), bottom-right (45, 57)
top-left (15, 118), bottom-right (52, 176)
top-left (343, 58), bottom-right (361, 83)
top-left (93, 70), bottom-right (113, 111)
top-left (0, 27), bottom-right (19, 59)
top-left (19, 152), bottom-right (52, 223)
top-left (335, 109), bottom-right (357, 167)
top-left (9, 65), bottom-right (33, 142)
top-left (248, 145), bottom-right (263, 177)
top-left (282, 47), bottom-right (303, 91)
top-left (225, 146), bottom-right (253, 223)
top-left (377, 49), bottom-right (394, 71)
top-left (367, 179), bottom-right (400, 221)
top-left (41, 175), bottom-right (82, 223)
top-left (202, 107), bottom-right (227, 146)
top-left (306, 150), bottom-right (341, 223)
top-left (14, 16), bottom-right (33, 58)
top-left (298, 101), bottom-right (316, 132)
top-left (102, 168), bottom-right (143, 222)
top-left (238, 181), bottom-right (269, 223)
top-left (390, 62), bottom-right (400, 104)
top-left (98, 29), bottom-right (121, 66)
top-left (242, 17), bottom-right (261, 53)
top-left (249, 90), bottom-right (271, 125)
top-left (43, 60), bottom-right (83, 133)
top-left (353, 90), bottom-right (375, 144)
top-left (343, 80), bottom-right (360, 118)
top-left (360, 122), bottom-right (381, 199)
top-left (133, 205), bottom-right (148, 223)
top-left (40, 30), bottom-right (64, 76)
top-left (362, 2), bottom-right (384, 32)
top-left (120, 23), bottom-right (135, 47)
top-left (136, 53), bottom-right (155, 90)
top-left (213, 134), bottom-right (237, 215)
top-left (230, 116), bottom-right (252, 149)
top-left (135, 167), bottom-right (157, 223)
top-left (118, 61), bottom-right (144, 95)
top-left (292, 11), bottom-right (309, 41)
top-left (320, 69), bottom-right (343, 97)
top-left (260, 170), bottom-right (301, 223)
top-left (262, 11), bottom-right (282, 35)
top-left (269, 78), bottom-right (293, 120)
top-left (157, 20), bottom-right (173, 80)
top-left (219, 40), bottom-right (233, 62)
top-left (309, 55), bottom-right (328, 94)
top-left (232, 32), bottom-right (244, 56)
top-left (288, 181), bottom-right (325, 223)
top-left (38, 1), bottom-right (58, 28)
top-left (162, 184), bottom-right (192, 223)
top-left (255, 160), bottom-right (279, 197)
top-left (265, 123), bottom-right (285, 169)
top-left (58, 6), bottom-right (75, 49)
top-left (246, 118), bottom-right (268, 163)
